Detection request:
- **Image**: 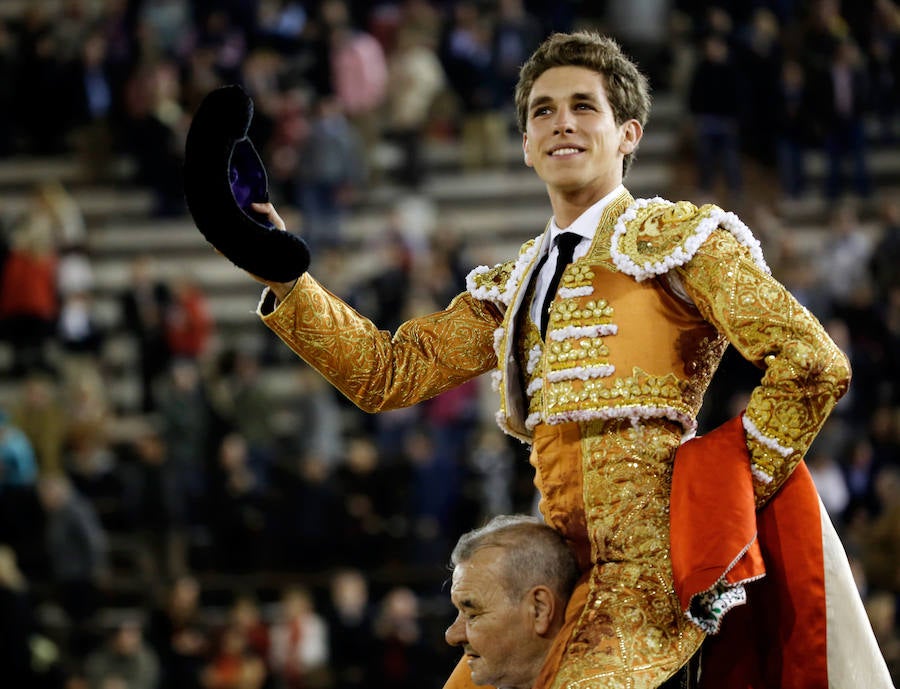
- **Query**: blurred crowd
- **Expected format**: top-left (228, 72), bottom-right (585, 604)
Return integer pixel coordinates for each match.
top-left (0, 0), bottom-right (899, 688)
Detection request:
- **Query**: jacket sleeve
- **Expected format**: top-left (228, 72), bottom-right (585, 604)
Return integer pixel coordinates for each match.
top-left (675, 229), bottom-right (851, 504)
top-left (259, 273), bottom-right (502, 413)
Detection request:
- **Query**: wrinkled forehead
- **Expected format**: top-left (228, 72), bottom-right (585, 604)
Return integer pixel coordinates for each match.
top-left (450, 548), bottom-right (509, 606)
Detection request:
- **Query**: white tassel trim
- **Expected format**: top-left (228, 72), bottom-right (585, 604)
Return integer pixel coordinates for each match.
top-left (526, 344), bottom-right (543, 375)
top-left (490, 370), bottom-right (502, 392)
top-left (525, 412), bottom-right (542, 431)
top-left (256, 286), bottom-right (272, 315)
top-left (611, 198), bottom-right (771, 282)
top-left (465, 265), bottom-right (499, 301)
top-left (742, 414), bottom-right (793, 457)
top-left (548, 324), bottom-right (619, 341)
top-left (526, 378), bottom-right (544, 396)
top-left (467, 234), bottom-right (543, 306)
top-left (546, 364), bottom-right (615, 382)
top-left (558, 285), bottom-right (594, 298)
top-left (545, 404), bottom-right (697, 433)
top-left (751, 465), bottom-right (774, 484)
top-left (493, 327), bottom-right (505, 359)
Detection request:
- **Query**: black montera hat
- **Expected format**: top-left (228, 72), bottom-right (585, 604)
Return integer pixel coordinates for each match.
top-left (184, 85), bottom-right (310, 282)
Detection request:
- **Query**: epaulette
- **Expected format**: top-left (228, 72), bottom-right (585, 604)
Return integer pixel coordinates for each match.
top-left (610, 197), bottom-right (769, 281)
top-left (466, 237), bottom-right (539, 307)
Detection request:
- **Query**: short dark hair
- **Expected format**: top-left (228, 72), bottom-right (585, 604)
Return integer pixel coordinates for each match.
top-left (515, 32), bottom-right (651, 176)
top-left (450, 514), bottom-right (579, 604)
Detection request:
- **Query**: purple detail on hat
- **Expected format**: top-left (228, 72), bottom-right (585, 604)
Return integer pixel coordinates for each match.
top-left (229, 138), bottom-right (271, 225)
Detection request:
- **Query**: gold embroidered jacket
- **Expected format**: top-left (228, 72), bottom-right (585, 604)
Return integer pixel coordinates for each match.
top-left (261, 191), bottom-right (850, 503)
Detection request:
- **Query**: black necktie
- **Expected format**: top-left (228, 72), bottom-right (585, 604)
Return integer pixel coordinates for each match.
top-left (539, 232), bottom-right (581, 339)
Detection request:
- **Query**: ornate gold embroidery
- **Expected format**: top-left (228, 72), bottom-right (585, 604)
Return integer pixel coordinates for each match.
top-left (263, 274), bottom-right (501, 412)
top-left (562, 264), bottom-right (595, 287)
top-left (676, 230), bottom-right (851, 503)
top-left (543, 369), bottom-right (692, 417)
top-left (548, 419), bottom-right (704, 689)
top-left (471, 260), bottom-right (515, 294)
top-left (616, 201), bottom-right (708, 265)
top-left (549, 298), bottom-right (615, 330)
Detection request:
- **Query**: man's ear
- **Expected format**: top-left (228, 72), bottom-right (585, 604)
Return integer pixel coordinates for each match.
top-left (522, 134), bottom-right (532, 167)
top-left (619, 119), bottom-right (643, 155)
top-left (528, 586), bottom-right (557, 636)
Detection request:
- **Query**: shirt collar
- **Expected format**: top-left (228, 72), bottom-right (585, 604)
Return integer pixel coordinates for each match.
top-left (548, 184), bottom-right (625, 244)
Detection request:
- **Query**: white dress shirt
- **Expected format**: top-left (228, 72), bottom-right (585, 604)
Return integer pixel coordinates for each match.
top-left (529, 184), bottom-right (625, 325)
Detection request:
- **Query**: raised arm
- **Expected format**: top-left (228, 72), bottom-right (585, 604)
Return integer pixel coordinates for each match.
top-left (258, 274), bottom-right (502, 413)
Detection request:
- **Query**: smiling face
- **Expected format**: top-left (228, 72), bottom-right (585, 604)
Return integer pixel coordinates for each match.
top-left (445, 548), bottom-right (546, 689)
top-left (523, 65), bottom-right (641, 221)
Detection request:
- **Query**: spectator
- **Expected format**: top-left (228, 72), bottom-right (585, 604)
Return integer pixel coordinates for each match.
top-left (122, 428), bottom-right (191, 587)
top-left (146, 575), bottom-right (209, 689)
top-left (57, 286), bottom-right (105, 362)
top-left (157, 358), bottom-right (212, 527)
top-left (844, 435), bottom-right (884, 521)
top-left (325, 568), bottom-right (375, 689)
top-left (209, 433), bottom-right (270, 573)
top-left (348, 223), bottom-right (413, 333)
top-left (120, 256), bottom-right (172, 413)
top-left (192, 9), bottom-right (247, 86)
top-left (813, 38), bottom-right (872, 201)
top-left (818, 203), bottom-right (874, 311)
top-left (11, 372), bottom-right (67, 476)
top-left (225, 593), bottom-right (271, 663)
top-left (492, 0), bottom-right (543, 107)
top-left (371, 586), bottom-right (435, 689)
top-left (467, 424), bottom-right (515, 521)
top-left (801, 0), bottom-right (851, 70)
top-left (36, 474), bottom-right (108, 649)
top-left (687, 31), bottom-right (743, 202)
top-left (68, 26), bottom-right (117, 183)
top-left (123, 59), bottom-right (188, 217)
top-left (275, 367), bottom-right (345, 472)
top-left (295, 94), bottom-right (367, 253)
top-left (807, 434), bottom-right (851, 520)
top-left (29, 180), bottom-right (87, 253)
top-left (441, 2), bottom-right (507, 171)
top-left (208, 347), bottom-right (278, 483)
top-left (0, 545), bottom-right (62, 689)
top-left (270, 452), bottom-right (342, 571)
top-left (0, 408), bottom-right (38, 490)
top-left (164, 278), bottom-right (215, 362)
top-left (62, 367), bottom-right (122, 531)
top-left (13, 5), bottom-right (70, 153)
top-left (84, 619), bottom-right (161, 689)
top-left (201, 622), bottom-right (267, 689)
top-left (333, 435), bottom-right (405, 568)
top-left (268, 586), bottom-right (330, 689)
top-left (869, 0), bottom-right (900, 146)
top-left (775, 59), bottom-right (812, 200)
top-left (866, 591), bottom-right (900, 681)
top-left (860, 467), bottom-right (900, 592)
top-left (323, 0), bottom-right (388, 182)
top-left (383, 27), bottom-right (446, 188)
top-left (0, 196), bottom-right (60, 377)
top-left (871, 198), bottom-right (900, 301)
top-left (735, 8), bottom-right (783, 167)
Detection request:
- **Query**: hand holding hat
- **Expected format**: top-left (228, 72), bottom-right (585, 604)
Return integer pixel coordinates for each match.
top-left (183, 85), bottom-right (310, 283)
